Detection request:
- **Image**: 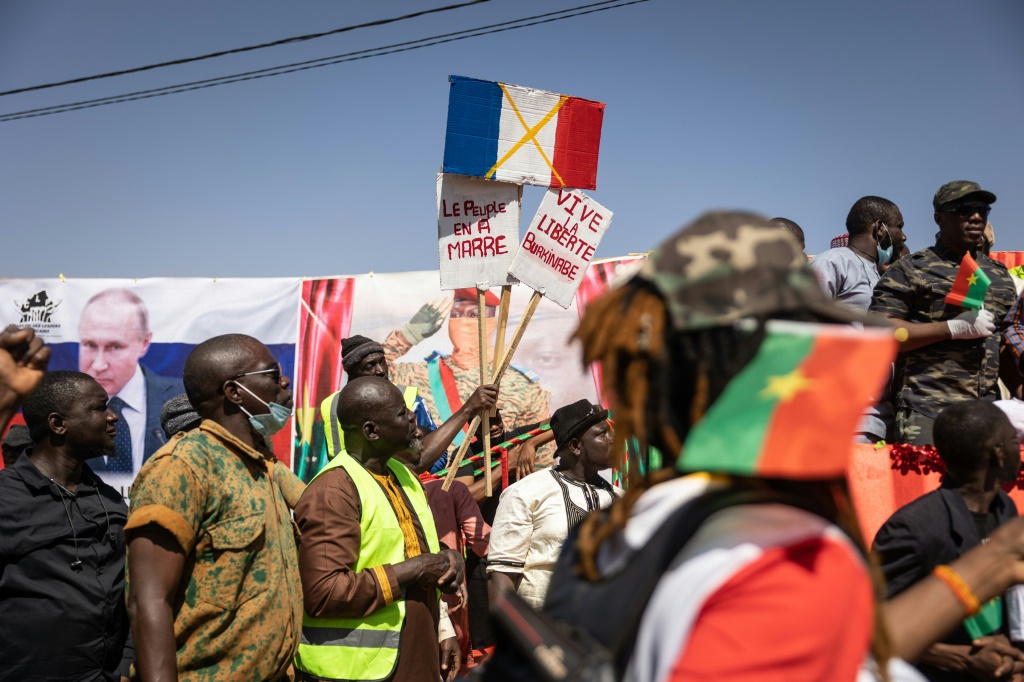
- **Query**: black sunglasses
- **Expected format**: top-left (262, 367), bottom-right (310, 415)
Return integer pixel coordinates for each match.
top-left (230, 363), bottom-right (283, 385)
top-left (942, 203), bottom-right (991, 218)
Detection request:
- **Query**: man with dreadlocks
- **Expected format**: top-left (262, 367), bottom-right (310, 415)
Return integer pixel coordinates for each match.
top-left (528, 212), bottom-right (1024, 682)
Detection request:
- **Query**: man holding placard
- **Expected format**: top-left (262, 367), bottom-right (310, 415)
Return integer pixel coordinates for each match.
top-left (319, 334), bottom-right (498, 474)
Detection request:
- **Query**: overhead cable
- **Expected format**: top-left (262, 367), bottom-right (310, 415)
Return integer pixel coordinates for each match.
top-left (0, 0), bottom-right (648, 123)
top-left (0, 0), bottom-right (491, 97)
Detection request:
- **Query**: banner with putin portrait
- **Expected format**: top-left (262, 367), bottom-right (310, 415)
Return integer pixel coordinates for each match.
top-left (0, 278), bottom-right (301, 494)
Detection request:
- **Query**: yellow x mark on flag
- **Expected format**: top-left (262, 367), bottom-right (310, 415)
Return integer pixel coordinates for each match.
top-left (486, 84), bottom-right (567, 186)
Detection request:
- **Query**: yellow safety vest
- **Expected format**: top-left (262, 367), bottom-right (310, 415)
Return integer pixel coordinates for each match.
top-left (320, 384), bottom-right (420, 460)
top-left (294, 450), bottom-right (441, 680)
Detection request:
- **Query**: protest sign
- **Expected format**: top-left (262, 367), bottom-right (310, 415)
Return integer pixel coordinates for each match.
top-left (443, 75), bottom-right (605, 190)
top-left (436, 173), bottom-right (519, 290)
top-left (443, 190), bottom-right (614, 487)
top-left (508, 188), bottom-right (613, 308)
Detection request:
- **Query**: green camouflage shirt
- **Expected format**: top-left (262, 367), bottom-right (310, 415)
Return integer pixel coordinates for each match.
top-left (382, 329), bottom-right (555, 466)
top-left (869, 238), bottom-right (1016, 419)
top-left (125, 420), bottom-right (303, 682)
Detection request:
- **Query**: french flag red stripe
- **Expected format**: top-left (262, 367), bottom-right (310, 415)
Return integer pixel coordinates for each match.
top-left (552, 97), bottom-right (605, 190)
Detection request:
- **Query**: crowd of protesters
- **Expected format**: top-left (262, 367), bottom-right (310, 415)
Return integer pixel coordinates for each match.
top-left (2, 178), bottom-right (1024, 682)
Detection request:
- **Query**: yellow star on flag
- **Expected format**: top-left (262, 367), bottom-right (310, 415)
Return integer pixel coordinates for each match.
top-left (759, 368), bottom-right (815, 402)
top-left (967, 273), bottom-right (979, 286)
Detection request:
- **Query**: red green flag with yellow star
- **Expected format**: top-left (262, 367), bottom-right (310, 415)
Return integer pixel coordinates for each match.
top-left (678, 321), bottom-right (896, 479)
top-left (945, 252), bottom-right (991, 310)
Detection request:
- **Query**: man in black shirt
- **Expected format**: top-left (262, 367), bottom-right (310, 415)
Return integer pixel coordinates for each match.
top-left (874, 400), bottom-right (1022, 681)
top-left (0, 370), bottom-right (134, 681)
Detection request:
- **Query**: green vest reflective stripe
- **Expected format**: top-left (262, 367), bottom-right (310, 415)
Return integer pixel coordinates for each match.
top-left (320, 384), bottom-right (420, 461)
top-left (294, 448), bottom-right (440, 680)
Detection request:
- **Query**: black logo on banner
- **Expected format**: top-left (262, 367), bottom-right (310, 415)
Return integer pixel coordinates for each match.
top-left (16, 290), bottom-right (62, 325)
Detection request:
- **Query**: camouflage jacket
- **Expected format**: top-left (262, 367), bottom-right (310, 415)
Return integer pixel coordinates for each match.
top-left (1005, 290), bottom-right (1024, 375)
top-left (869, 238), bottom-right (1016, 419)
top-left (382, 329), bottom-right (555, 466)
top-left (125, 420), bottom-right (303, 681)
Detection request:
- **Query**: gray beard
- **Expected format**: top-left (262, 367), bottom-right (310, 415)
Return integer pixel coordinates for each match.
top-left (407, 437), bottom-right (423, 456)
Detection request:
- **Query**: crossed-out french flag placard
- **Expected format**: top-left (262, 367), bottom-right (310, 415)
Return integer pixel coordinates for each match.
top-left (442, 75), bottom-right (605, 191)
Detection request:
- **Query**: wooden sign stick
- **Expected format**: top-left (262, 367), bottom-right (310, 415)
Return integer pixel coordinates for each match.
top-left (490, 285), bottom-right (512, 398)
top-left (491, 290), bottom-right (542, 386)
top-left (441, 415), bottom-right (480, 491)
top-left (442, 289), bottom-right (541, 492)
top-left (478, 288), bottom-right (493, 497)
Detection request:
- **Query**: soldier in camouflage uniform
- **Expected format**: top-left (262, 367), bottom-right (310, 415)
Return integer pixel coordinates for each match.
top-left (125, 334), bottom-right (303, 681)
top-left (382, 288), bottom-right (553, 465)
top-left (870, 181), bottom-right (1018, 445)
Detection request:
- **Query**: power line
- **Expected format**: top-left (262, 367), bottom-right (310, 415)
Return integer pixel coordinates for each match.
top-left (0, 0), bottom-right (647, 123)
top-left (0, 0), bottom-right (491, 97)
top-left (1, 0), bottom-right (636, 121)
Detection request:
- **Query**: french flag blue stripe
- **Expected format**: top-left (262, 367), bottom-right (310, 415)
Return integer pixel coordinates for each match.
top-left (442, 75), bottom-right (502, 177)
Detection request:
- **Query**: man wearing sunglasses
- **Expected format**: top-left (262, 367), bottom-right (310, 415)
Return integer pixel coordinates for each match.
top-left (125, 334), bottom-right (304, 681)
top-left (870, 181), bottom-right (1018, 445)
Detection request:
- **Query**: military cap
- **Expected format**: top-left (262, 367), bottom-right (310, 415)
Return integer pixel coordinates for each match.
top-left (454, 287), bottom-right (501, 307)
top-left (550, 399), bottom-right (608, 449)
top-left (933, 180), bottom-right (996, 210)
top-left (634, 211), bottom-right (885, 332)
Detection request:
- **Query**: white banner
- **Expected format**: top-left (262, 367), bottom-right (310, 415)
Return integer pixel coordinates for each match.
top-left (0, 277), bottom-right (302, 490)
top-left (4, 278), bottom-right (300, 344)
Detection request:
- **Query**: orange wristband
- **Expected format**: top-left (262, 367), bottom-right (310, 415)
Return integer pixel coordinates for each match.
top-left (932, 565), bottom-right (980, 616)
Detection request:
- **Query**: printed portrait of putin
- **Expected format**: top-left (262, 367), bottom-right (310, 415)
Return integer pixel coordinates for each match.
top-left (78, 289), bottom-right (183, 474)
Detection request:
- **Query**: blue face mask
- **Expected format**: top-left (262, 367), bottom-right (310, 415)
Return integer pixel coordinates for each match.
top-left (235, 382), bottom-right (291, 450)
top-left (876, 223), bottom-right (894, 264)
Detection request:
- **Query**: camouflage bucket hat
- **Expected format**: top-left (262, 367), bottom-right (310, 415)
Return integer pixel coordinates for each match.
top-left (933, 180), bottom-right (996, 210)
top-left (635, 211), bottom-right (886, 332)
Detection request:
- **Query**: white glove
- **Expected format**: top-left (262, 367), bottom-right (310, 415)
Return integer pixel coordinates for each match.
top-left (947, 309), bottom-right (995, 340)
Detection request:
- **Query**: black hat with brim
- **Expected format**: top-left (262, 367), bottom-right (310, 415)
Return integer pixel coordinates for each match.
top-left (550, 399), bottom-right (609, 449)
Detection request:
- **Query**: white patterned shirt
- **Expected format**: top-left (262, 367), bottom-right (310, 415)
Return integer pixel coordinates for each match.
top-left (487, 468), bottom-right (622, 609)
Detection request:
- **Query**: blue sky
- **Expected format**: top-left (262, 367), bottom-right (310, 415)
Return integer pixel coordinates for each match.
top-left (2, 0), bottom-right (1022, 279)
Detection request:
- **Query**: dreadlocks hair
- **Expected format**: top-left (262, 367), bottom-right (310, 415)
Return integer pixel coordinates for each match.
top-left (572, 279), bottom-right (765, 579)
top-left (571, 278), bottom-right (892, 680)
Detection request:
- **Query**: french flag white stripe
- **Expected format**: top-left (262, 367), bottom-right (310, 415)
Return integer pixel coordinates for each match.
top-left (493, 84), bottom-right (561, 186)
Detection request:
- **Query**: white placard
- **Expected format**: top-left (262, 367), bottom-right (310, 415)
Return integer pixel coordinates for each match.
top-left (508, 188), bottom-right (613, 308)
top-left (436, 173), bottom-right (519, 290)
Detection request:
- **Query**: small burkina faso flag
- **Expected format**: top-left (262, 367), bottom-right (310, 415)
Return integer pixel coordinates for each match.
top-left (944, 252), bottom-right (991, 310)
top-left (678, 321), bottom-right (896, 479)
